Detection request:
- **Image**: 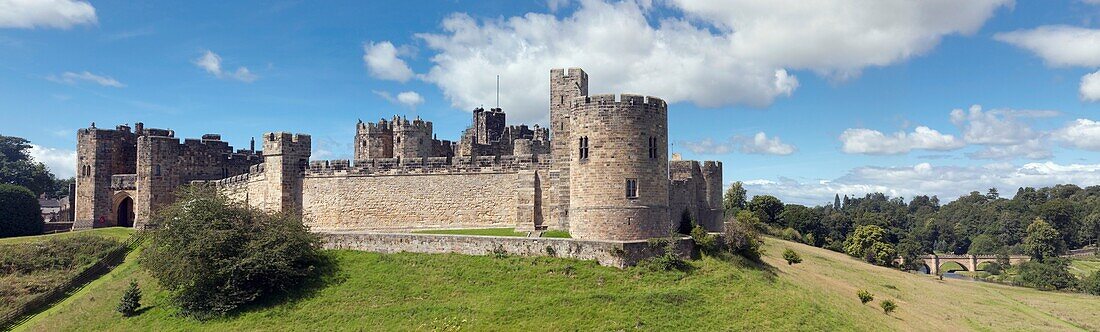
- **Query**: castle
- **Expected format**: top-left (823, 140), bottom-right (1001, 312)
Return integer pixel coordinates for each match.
top-left (75, 68), bottom-right (723, 241)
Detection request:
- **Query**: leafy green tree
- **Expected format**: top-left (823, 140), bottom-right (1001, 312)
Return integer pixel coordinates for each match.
top-left (1083, 213), bottom-right (1100, 248)
top-left (967, 234), bottom-right (1001, 255)
top-left (142, 186), bottom-right (323, 318)
top-left (834, 194), bottom-right (842, 210)
top-left (117, 280), bottom-right (142, 317)
top-left (748, 195), bottom-right (784, 225)
top-left (1081, 271), bottom-right (1100, 296)
top-left (0, 135), bottom-right (59, 197)
top-left (844, 225), bottom-right (896, 266)
top-left (1014, 259), bottom-right (1077, 291)
top-left (723, 181), bottom-right (747, 214)
top-left (724, 210), bottom-right (762, 261)
top-left (782, 248), bottom-right (802, 265)
top-left (1024, 218), bottom-right (1062, 260)
top-left (690, 224), bottom-right (718, 255)
top-left (0, 184), bottom-right (43, 237)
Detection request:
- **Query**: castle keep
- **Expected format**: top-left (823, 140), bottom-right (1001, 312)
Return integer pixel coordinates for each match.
top-left (75, 68), bottom-right (723, 241)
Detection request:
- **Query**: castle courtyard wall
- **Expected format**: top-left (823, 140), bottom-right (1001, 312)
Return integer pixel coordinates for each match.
top-left (301, 172), bottom-right (523, 231)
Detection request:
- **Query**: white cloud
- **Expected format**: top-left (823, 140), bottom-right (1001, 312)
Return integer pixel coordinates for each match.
top-left (547, 0), bottom-right (571, 11)
top-left (0, 0), bottom-right (97, 29)
top-left (995, 26), bottom-right (1100, 67)
top-left (413, 0), bottom-right (1006, 124)
top-left (949, 104), bottom-right (1039, 145)
top-left (363, 41), bottom-right (414, 82)
top-left (1081, 70), bottom-right (1100, 102)
top-left (193, 50), bottom-right (258, 82)
top-left (28, 144), bottom-right (76, 178)
top-left (966, 139), bottom-right (1051, 160)
top-left (46, 71), bottom-right (124, 87)
top-left (743, 161), bottom-right (1100, 205)
top-left (839, 126), bottom-right (964, 155)
top-left (682, 132), bottom-right (795, 156)
top-left (1053, 118), bottom-right (1100, 150)
top-left (373, 90), bottom-right (425, 109)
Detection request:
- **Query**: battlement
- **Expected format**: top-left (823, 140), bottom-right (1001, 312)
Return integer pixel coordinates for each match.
top-left (309, 154), bottom-right (553, 177)
top-left (702, 161), bottom-right (721, 171)
top-left (358, 118), bottom-right (393, 133)
top-left (571, 94), bottom-right (666, 108)
top-left (263, 132), bottom-right (311, 157)
top-left (551, 67), bottom-right (588, 79)
top-left (391, 115), bottom-right (432, 132)
top-left (212, 163), bottom-right (266, 188)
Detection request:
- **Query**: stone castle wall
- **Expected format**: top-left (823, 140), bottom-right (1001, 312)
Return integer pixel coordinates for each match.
top-left (320, 231), bottom-right (695, 268)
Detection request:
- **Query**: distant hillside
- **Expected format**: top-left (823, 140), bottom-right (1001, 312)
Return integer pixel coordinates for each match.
top-left (16, 236), bottom-right (1100, 331)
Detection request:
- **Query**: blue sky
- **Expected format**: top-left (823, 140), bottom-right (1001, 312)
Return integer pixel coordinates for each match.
top-left (4, 0), bottom-right (1100, 205)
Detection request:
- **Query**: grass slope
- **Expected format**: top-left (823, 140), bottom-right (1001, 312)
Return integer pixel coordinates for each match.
top-left (18, 237), bottom-right (1100, 331)
top-left (0, 227), bottom-right (133, 245)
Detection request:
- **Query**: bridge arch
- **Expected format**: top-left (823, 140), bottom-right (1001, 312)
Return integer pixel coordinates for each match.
top-left (939, 261), bottom-right (968, 273)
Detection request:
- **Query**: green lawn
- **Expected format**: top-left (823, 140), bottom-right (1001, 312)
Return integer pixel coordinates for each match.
top-left (1068, 257), bottom-right (1100, 278)
top-left (542, 230), bottom-right (572, 238)
top-left (411, 227), bottom-right (526, 237)
top-left (0, 227), bottom-right (133, 245)
top-left (16, 237), bottom-right (1100, 331)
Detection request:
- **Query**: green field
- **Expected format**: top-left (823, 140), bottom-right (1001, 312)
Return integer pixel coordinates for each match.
top-left (0, 227), bottom-right (134, 245)
top-left (15, 237), bottom-right (1100, 331)
top-left (1069, 257), bottom-right (1100, 278)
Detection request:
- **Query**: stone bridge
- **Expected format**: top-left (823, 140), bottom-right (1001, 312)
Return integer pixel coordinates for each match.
top-left (920, 254), bottom-right (1030, 275)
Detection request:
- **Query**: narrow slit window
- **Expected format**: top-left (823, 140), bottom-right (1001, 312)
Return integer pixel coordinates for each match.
top-left (626, 178), bottom-right (638, 198)
top-left (579, 136), bottom-right (589, 159)
top-left (648, 137), bottom-right (658, 159)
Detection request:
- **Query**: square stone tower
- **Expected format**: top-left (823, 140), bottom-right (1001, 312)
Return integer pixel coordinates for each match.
top-left (549, 68), bottom-right (588, 229)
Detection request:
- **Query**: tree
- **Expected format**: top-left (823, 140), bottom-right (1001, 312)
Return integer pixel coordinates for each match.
top-left (1084, 213), bottom-right (1100, 248)
top-left (1015, 259), bottom-right (1077, 291)
top-left (723, 181), bottom-right (747, 214)
top-left (1024, 218), bottom-right (1062, 260)
top-left (117, 280), bottom-right (142, 317)
top-left (142, 186), bottom-right (323, 318)
top-left (834, 194), bottom-right (842, 210)
top-left (1081, 271), bottom-right (1100, 296)
top-left (0, 184), bottom-right (43, 237)
top-left (967, 234), bottom-right (1001, 255)
top-left (748, 195), bottom-right (784, 225)
top-left (844, 225), bottom-right (896, 266)
top-left (782, 248), bottom-right (802, 265)
top-left (724, 210), bottom-right (763, 261)
top-left (986, 187), bottom-right (999, 199)
top-left (0, 135), bottom-right (58, 196)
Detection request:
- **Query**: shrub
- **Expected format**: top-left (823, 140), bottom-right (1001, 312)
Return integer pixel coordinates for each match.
top-left (141, 186), bottom-right (322, 319)
top-left (844, 225), bottom-right (896, 267)
top-left (689, 224), bottom-right (718, 255)
top-left (117, 280), bottom-right (142, 317)
top-left (0, 184), bottom-right (43, 238)
top-left (782, 249), bottom-right (802, 265)
top-left (641, 233), bottom-right (689, 272)
top-left (724, 210), bottom-right (763, 261)
top-left (780, 227), bottom-right (802, 243)
top-left (982, 262), bottom-right (1003, 275)
top-left (1013, 259), bottom-right (1077, 291)
top-left (857, 289), bottom-right (873, 304)
top-left (1080, 271), bottom-right (1100, 296)
top-left (490, 245), bottom-right (508, 259)
top-left (544, 246), bottom-right (556, 257)
top-left (880, 300), bottom-right (897, 315)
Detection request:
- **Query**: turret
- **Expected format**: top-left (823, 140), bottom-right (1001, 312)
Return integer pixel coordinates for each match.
top-left (263, 132), bottom-right (311, 214)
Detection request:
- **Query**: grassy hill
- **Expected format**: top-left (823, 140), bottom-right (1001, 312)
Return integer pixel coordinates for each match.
top-left (0, 227), bottom-right (133, 245)
top-left (16, 236), bottom-right (1100, 331)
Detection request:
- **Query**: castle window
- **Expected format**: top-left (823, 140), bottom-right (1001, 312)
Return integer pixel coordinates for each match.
top-left (154, 165), bottom-right (161, 176)
top-left (648, 137), bottom-right (658, 159)
top-left (578, 136), bottom-right (589, 159)
top-left (625, 178), bottom-right (638, 199)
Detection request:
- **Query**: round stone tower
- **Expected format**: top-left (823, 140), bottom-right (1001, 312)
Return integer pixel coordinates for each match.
top-left (568, 94), bottom-right (669, 241)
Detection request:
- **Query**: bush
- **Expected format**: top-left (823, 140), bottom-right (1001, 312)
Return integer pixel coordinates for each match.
top-left (783, 249), bottom-right (802, 265)
top-left (857, 289), bottom-right (873, 304)
top-left (880, 300), bottom-right (897, 315)
top-left (724, 210), bottom-right (763, 261)
top-left (844, 225), bottom-right (896, 267)
top-left (641, 234), bottom-right (689, 272)
top-left (0, 184), bottom-right (43, 238)
top-left (690, 224), bottom-right (718, 255)
top-left (780, 227), bottom-right (802, 243)
top-left (141, 186), bottom-right (323, 319)
top-left (1013, 259), bottom-right (1077, 291)
top-left (981, 262), bottom-right (1003, 275)
top-left (117, 280), bottom-right (142, 317)
top-left (1080, 271), bottom-right (1100, 296)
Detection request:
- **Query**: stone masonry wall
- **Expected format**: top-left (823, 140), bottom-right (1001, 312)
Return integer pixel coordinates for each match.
top-left (320, 231), bottom-right (695, 268)
top-left (301, 172), bottom-right (522, 231)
